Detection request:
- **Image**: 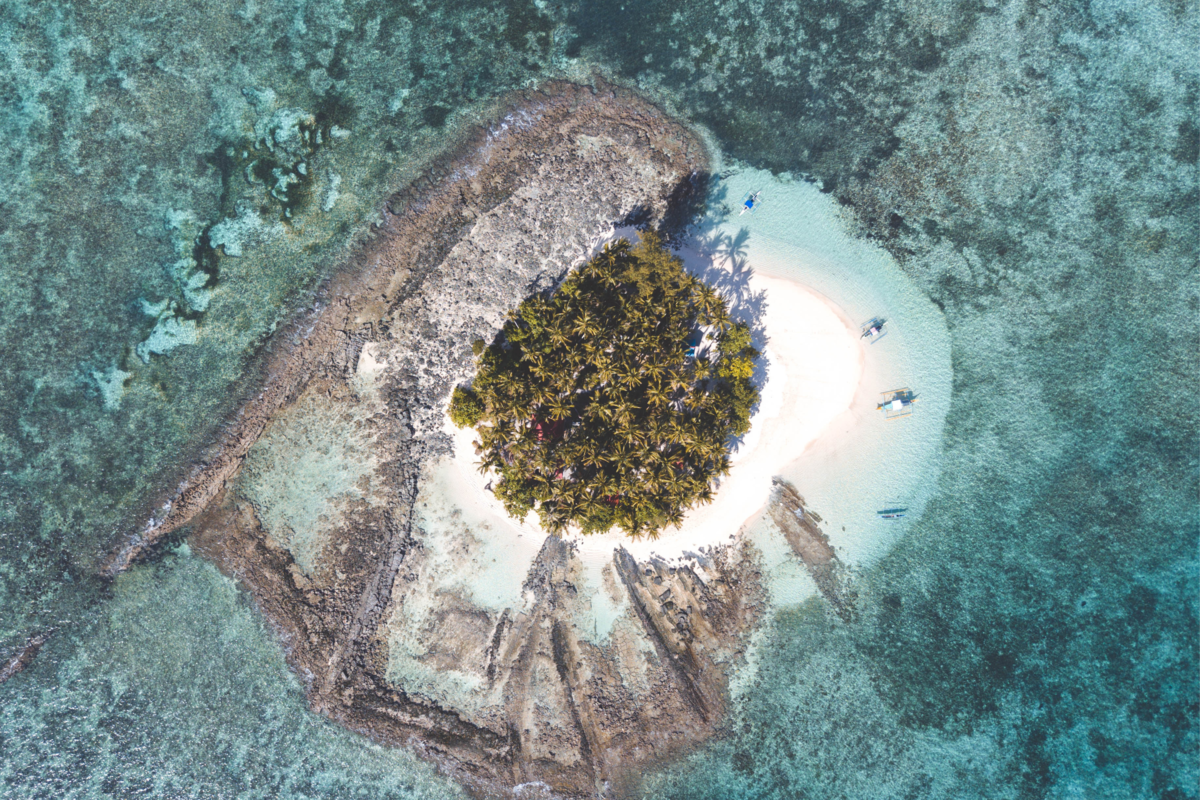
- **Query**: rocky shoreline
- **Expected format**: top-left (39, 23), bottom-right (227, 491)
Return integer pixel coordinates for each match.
top-left (103, 81), bottom-right (770, 798)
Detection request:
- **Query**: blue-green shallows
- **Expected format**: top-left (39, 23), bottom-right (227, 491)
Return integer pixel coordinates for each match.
top-left (0, 0), bottom-right (1194, 796)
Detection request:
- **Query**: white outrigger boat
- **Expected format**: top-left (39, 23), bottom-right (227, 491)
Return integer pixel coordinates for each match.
top-left (860, 317), bottom-right (887, 343)
top-left (877, 388), bottom-right (918, 420)
top-left (739, 190), bottom-right (762, 215)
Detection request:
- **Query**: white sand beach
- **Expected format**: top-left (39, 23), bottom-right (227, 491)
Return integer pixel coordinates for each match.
top-left (442, 267), bottom-right (863, 559)
top-left (415, 169), bottom-right (953, 633)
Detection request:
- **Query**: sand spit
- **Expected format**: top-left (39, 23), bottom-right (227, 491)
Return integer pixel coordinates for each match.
top-left (103, 81), bottom-right (780, 798)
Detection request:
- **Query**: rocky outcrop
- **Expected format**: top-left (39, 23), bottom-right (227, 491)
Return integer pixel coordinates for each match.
top-left (767, 479), bottom-right (857, 621)
top-left (110, 81), bottom-right (766, 798)
top-left (0, 631), bottom-right (49, 685)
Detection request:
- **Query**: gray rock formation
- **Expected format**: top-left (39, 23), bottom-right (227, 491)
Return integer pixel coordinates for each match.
top-left (0, 631), bottom-right (48, 685)
top-left (105, 82), bottom-right (767, 798)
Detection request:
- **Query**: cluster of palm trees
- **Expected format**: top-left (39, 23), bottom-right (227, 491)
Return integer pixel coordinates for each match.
top-left (451, 233), bottom-right (761, 538)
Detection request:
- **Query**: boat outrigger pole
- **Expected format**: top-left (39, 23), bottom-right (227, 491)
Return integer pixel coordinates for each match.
top-left (859, 317), bottom-right (887, 343)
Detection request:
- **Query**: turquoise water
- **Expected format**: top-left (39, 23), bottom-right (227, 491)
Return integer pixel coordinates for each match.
top-left (1, 0), bottom-right (1195, 797)
top-left (0, 546), bottom-right (468, 799)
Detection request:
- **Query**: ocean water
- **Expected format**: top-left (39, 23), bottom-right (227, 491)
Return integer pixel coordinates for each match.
top-left (0, 545), bottom-right (468, 799)
top-left (1, 0), bottom-right (1195, 798)
top-left (237, 383), bottom-right (385, 576)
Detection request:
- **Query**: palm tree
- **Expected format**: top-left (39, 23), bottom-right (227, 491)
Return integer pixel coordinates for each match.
top-left (546, 394), bottom-right (572, 421)
top-left (547, 322), bottom-right (570, 349)
top-left (644, 378), bottom-right (670, 408)
top-left (455, 233), bottom-right (756, 538)
top-left (694, 284), bottom-right (721, 324)
top-left (572, 309), bottom-right (596, 338)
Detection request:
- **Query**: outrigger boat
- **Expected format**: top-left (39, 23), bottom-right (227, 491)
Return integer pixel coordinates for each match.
top-left (860, 317), bottom-right (887, 343)
top-left (877, 388), bottom-right (918, 420)
top-left (740, 190), bottom-right (762, 215)
top-left (877, 507), bottom-right (908, 519)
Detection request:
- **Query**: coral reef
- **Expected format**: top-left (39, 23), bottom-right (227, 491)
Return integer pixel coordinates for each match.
top-left (767, 480), bottom-right (856, 623)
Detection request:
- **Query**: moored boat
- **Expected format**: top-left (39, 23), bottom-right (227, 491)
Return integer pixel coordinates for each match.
top-left (739, 190), bottom-right (762, 215)
top-left (877, 388), bottom-right (918, 419)
top-left (860, 317), bottom-right (887, 342)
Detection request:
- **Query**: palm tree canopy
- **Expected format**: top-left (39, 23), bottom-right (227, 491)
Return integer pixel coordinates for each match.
top-left (449, 232), bottom-right (762, 538)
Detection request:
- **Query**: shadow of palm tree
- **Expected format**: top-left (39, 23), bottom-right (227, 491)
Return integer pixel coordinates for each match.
top-left (657, 170), bottom-right (710, 243)
top-left (691, 228), bottom-right (762, 333)
top-left (679, 226), bottom-right (771, 454)
top-left (717, 227), bottom-right (751, 269)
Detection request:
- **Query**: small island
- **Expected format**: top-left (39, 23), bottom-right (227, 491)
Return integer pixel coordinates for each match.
top-left (107, 82), bottom-right (862, 799)
top-left (450, 233), bottom-right (760, 537)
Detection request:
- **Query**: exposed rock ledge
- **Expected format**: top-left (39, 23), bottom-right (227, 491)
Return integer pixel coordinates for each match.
top-left (103, 81), bottom-right (770, 798)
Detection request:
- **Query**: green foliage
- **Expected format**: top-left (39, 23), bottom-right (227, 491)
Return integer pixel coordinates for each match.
top-left (462, 233), bottom-right (762, 538)
top-left (448, 386), bottom-right (484, 428)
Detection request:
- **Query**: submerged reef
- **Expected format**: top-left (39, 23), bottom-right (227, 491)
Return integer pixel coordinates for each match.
top-left (580, 2), bottom-right (1198, 798)
top-left (0, 0), bottom-right (585, 680)
top-left (104, 82), bottom-right (765, 798)
top-left (768, 480), bottom-right (856, 623)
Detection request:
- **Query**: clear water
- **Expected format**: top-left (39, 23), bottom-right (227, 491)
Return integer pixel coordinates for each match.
top-left (695, 166), bottom-right (954, 571)
top-left (1, 0), bottom-right (1195, 797)
top-left (0, 546), bottom-right (468, 799)
top-left (237, 385), bottom-right (385, 576)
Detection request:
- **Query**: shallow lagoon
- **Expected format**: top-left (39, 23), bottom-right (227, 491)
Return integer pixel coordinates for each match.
top-left (700, 167), bottom-right (953, 572)
top-left (0, 0), bottom-right (1195, 797)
